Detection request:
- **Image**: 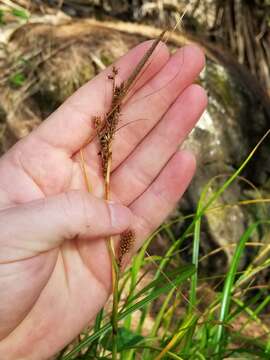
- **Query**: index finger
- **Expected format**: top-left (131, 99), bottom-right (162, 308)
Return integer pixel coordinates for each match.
top-left (30, 40), bottom-right (170, 155)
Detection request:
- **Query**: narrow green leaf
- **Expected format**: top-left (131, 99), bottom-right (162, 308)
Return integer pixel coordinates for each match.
top-left (9, 72), bottom-right (26, 87)
top-left (0, 9), bottom-right (5, 25)
top-left (214, 222), bottom-right (261, 355)
top-left (11, 8), bottom-right (29, 20)
top-left (62, 265), bottom-right (195, 359)
top-left (101, 327), bottom-right (144, 352)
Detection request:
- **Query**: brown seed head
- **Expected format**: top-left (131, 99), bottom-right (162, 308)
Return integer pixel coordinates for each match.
top-left (118, 228), bottom-right (136, 266)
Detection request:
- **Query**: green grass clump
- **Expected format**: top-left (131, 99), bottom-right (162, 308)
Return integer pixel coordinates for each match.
top-left (58, 130), bottom-right (270, 360)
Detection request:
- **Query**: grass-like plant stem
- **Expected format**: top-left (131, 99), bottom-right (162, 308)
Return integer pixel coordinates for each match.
top-left (104, 155), bottom-right (120, 359)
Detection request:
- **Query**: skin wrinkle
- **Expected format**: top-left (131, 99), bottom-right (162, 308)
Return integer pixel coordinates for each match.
top-left (59, 191), bottom-right (82, 240)
top-left (118, 81), bottom-right (168, 139)
top-left (69, 160), bottom-right (91, 192)
top-left (57, 191), bottom-right (100, 240)
top-left (0, 244), bottom-right (36, 264)
top-left (106, 200), bottom-right (116, 229)
top-left (0, 155), bottom-right (43, 205)
top-left (110, 128), bottom-right (176, 206)
top-left (0, 256), bottom-right (44, 279)
top-left (72, 260), bottom-right (109, 331)
top-left (64, 104), bottom-right (104, 154)
top-left (129, 151), bottom-right (196, 244)
top-left (15, 137), bottom-right (72, 196)
top-left (75, 139), bottom-right (100, 175)
top-left (80, 191), bottom-right (98, 233)
top-left (151, 179), bottom-right (175, 209)
top-left (125, 161), bottom-right (157, 202)
top-left (142, 167), bottom-right (174, 211)
top-left (112, 97), bottom-right (204, 205)
top-left (0, 250), bottom-right (57, 340)
top-left (148, 86), bottom-right (206, 148)
top-left (110, 102), bottom-right (162, 164)
top-left (0, 210), bottom-right (33, 262)
top-left (16, 278), bottom-right (65, 359)
top-left (108, 112), bottom-right (160, 175)
top-left (134, 209), bottom-right (155, 236)
top-left (113, 116), bottom-right (144, 153)
top-left (16, 150), bottom-right (47, 196)
top-left (58, 94), bottom-right (105, 147)
top-left (34, 129), bottom-right (77, 164)
top-left (112, 42), bottom-right (169, 108)
top-left (122, 42), bottom-right (170, 106)
top-left (110, 84), bottom-right (207, 208)
top-left (0, 249), bottom-right (53, 267)
top-left (19, 256), bottom-right (77, 349)
top-left (59, 249), bottom-right (71, 294)
top-left (0, 186), bottom-right (13, 209)
top-left (75, 237), bottom-right (111, 295)
top-left (126, 61), bottom-right (182, 109)
top-left (136, 69), bottom-right (172, 109)
top-left (128, 47), bottom-right (186, 108)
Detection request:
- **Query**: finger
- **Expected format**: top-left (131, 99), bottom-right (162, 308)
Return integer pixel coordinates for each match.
top-left (83, 45), bottom-right (205, 172)
top-left (0, 191), bottom-right (131, 263)
top-left (129, 150), bottom-right (195, 253)
top-left (30, 40), bottom-right (169, 155)
top-left (110, 84), bottom-right (207, 205)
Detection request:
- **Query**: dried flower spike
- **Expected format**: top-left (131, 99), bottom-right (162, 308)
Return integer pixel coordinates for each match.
top-left (96, 67), bottom-right (124, 180)
top-left (118, 228), bottom-right (136, 266)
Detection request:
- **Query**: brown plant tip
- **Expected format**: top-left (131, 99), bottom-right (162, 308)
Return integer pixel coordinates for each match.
top-left (93, 115), bottom-right (102, 129)
top-left (95, 31), bottom-right (166, 181)
top-left (96, 67), bottom-right (125, 179)
top-left (118, 228), bottom-right (136, 266)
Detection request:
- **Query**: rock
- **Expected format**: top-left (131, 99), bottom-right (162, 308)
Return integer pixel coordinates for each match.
top-left (182, 57), bottom-right (270, 268)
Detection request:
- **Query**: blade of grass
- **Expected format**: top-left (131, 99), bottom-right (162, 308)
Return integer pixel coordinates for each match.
top-left (62, 265), bottom-right (195, 359)
top-left (125, 267), bottom-right (186, 306)
top-left (214, 222), bottom-right (261, 357)
top-left (142, 288), bottom-right (176, 359)
top-left (84, 308), bottom-right (104, 358)
top-left (153, 313), bottom-right (198, 360)
top-left (240, 295), bottom-right (270, 333)
top-left (155, 129), bottom-right (270, 280)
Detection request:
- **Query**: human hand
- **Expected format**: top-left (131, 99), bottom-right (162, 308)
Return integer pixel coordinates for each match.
top-left (0, 40), bottom-right (207, 359)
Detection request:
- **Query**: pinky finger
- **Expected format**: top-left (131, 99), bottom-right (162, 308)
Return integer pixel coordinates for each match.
top-left (129, 150), bottom-right (196, 255)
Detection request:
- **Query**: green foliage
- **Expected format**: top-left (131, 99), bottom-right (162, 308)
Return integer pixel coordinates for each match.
top-left (8, 72), bottom-right (26, 87)
top-left (101, 327), bottom-right (144, 352)
top-left (0, 9), bottom-right (4, 25)
top-left (58, 131), bottom-right (270, 360)
top-left (11, 8), bottom-right (29, 20)
top-left (0, 5), bottom-right (29, 26)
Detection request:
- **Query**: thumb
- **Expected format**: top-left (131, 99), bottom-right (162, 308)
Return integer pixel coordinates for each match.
top-left (0, 190), bottom-right (131, 263)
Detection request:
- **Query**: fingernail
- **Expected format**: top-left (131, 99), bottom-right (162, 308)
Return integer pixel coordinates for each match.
top-left (108, 202), bottom-right (132, 230)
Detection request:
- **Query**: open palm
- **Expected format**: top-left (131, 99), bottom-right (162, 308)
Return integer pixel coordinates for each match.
top-left (0, 40), bottom-right (206, 359)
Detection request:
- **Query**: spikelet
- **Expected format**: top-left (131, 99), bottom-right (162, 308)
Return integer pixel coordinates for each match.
top-left (95, 67), bottom-right (124, 179)
top-left (118, 228), bottom-right (136, 266)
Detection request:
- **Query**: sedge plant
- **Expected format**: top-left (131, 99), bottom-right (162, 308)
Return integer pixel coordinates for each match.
top-left (59, 112), bottom-right (270, 359)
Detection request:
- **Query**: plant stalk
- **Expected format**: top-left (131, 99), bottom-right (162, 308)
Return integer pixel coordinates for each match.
top-left (104, 155), bottom-right (120, 359)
